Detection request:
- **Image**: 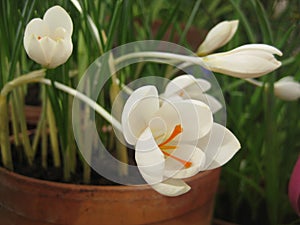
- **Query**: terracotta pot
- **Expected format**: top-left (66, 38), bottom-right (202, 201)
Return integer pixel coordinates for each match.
top-left (0, 167), bottom-right (221, 225)
top-left (24, 105), bottom-right (42, 125)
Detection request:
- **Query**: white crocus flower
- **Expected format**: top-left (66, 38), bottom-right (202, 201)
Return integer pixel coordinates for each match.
top-left (274, 76), bottom-right (300, 101)
top-left (121, 85), bottom-right (240, 196)
top-left (163, 75), bottom-right (222, 114)
top-left (197, 20), bottom-right (239, 56)
top-left (23, 5), bottom-right (73, 68)
top-left (201, 44), bottom-right (282, 78)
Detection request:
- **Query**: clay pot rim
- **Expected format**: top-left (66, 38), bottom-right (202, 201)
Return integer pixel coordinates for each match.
top-left (0, 166), bottom-right (219, 191)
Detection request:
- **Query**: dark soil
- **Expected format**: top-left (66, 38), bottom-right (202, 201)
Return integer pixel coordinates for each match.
top-left (25, 83), bottom-right (41, 106)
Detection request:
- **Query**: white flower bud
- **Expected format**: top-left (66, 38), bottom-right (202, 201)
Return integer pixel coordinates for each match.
top-left (197, 20), bottom-right (239, 56)
top-left (23, 6), bottom-right (73, 68)
top-left (274, 76), bottom-right (300, 101)
top-left (201, 44), bottom-right (282, 78)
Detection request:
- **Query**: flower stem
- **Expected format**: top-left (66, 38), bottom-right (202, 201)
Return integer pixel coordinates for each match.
top-left (47, 98), bottom-right (61, 168)
top-left (0, 95), bottom-right (13, 170)
top-left (13, 87), bottom-right (34, 165)
top-left (245, 78), bottom-right (263, 87)
top-left (0, 69), bottom-right (46, 96)
top-left (41, 119), bottom-right (48, 169)
top-left (110, 79), bottom-right (128, 176)
top-left (108, 48), bottom-right (129, 176)
top-left (0, 70), bottom-right (45, 171)
top-left (1, 75), bottom-right (122, 133)
top-left (67, 95), bottom-right (76, 174)
top-left (10, 92), bottom-right (21, 146)
top-left (114, 51), bottom-right (204, 67)
top-left (40, 78), bottom-right (122, 132)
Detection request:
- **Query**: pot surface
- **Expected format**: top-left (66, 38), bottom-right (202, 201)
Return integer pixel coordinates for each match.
top-left (0, 167), bottom-right (221, 225)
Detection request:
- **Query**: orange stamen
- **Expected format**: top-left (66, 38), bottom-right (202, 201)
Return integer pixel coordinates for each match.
top-left (163, 151), bottom-right (192, 168)
top-left (158, 125), bottom-right (182, 147)
top-left (37, 36), bottom-right (42, 40)
top-left (158, 124), bottom-right (192, 168)
top-left (159, 145), bottom-right (177, 150)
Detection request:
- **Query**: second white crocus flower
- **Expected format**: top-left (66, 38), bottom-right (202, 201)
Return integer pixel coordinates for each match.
top-left (201, 44), bottom-right (282, 78)
top-left (162, 74), bottom-right (223, 114)
top-left (121, 85), bottom-right (240, 196)
top-left (23, 5), bottom-right (73, 68)
top-left (274, 76), bottom-right (300, 101)
top-left (197, 20), bottom-right (239, 56)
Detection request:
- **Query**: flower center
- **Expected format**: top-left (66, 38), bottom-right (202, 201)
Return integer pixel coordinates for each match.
top-left (158, 124), bottom-right (192, 168)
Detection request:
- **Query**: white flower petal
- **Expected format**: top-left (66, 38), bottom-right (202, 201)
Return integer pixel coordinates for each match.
top-left (47, 38), bottom-right (73, 68)
top-left (231, 44), bottom-right (283, 56)
top-left (197, 123), bottom-right (240, 170)
top-left (156, 100), bottom-right (213, 141)
top-left (122, 86), bottom-right (159, 145)
top-left (23, 19), bottom-right (50, 54)
top-left (164, 145), bottom-right (205, 179)
top-left (197, 20), bottom-right (239, 56)
top-left (184, 78), bottom-right (212, 93)
top-left (164, 75), bottom-right (210, 98)
top-left (202, 44), bottom-right (282, 78)
top-left (274, 77), bottom-right (300, 101)
top-left (151, 178), bottom-right (191, 197)
top-left (39, 37), bottom-right (57, 65)
top-left (277, 76), bottom-right (294, 82)
top-left (136, 127), bottom-right (165, 185)
top-left (196, 94), bottom-right (223, 114)
top-left (148, 116), bottom-right (168, 143)
top-left (162, 75), bottom-right (221, 113)
top-left (24, 37), bottom-right (48, 66)
top-left (43, 5), bottom-right (73, 35)
top-left (23, 6), bottom-right (73, 68)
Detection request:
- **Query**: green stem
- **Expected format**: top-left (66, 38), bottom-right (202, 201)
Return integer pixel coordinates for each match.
top-left (64, 95), bottom-right (77, 181)
top-left (10, 93), bottom-right (21, 146)
top-left (13, 87), bottom-right (34, 165)
top-left (68, 95), bottom-right (76, 174)
top-left (41, 119), bottom-right (48, 169)
top-left (0, 70), bottom-right (45, 170)
top-left (83, 159), bottom-right (91, 184)
top-left (32, 86), bottom-right (47, 156)
top-left (110, 79), bottom-right (128, 176)
top-left (63, 146), bottom-right (71, 181)
top-left (0, 95), bottom-right (13, 170)
top-left (229, 0), bottom-right (256, 43)
top-left (1, 69), bottom-right (46, 96)
top-left (46, 99), bottom-right (61, 168)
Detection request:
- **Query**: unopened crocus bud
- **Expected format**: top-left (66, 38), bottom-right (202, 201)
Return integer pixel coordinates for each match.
top-left (23, 5), bottom-right (73, 68)
top-left (274, 76), bottom-right (300, 101)
top-left (197, 20), bottom-right (239, 56)
top-left (201, 44), bottom-right (282, 78)
top-left (288, 157), bottom-right (300, 216)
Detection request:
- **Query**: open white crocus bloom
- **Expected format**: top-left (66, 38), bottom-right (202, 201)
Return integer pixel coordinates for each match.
top-left (274, 76), bottom-right (300, 101)
top-left (162, 74), bottom-right (222, 114)
top-left (23, 5), bottom-right (73, 68)
top-left (121, 85), bottom-right (240, 196)
top-left (201, 44), bottom-right (282, 78)
top-left (197, 20), bottom-right (239, 56)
